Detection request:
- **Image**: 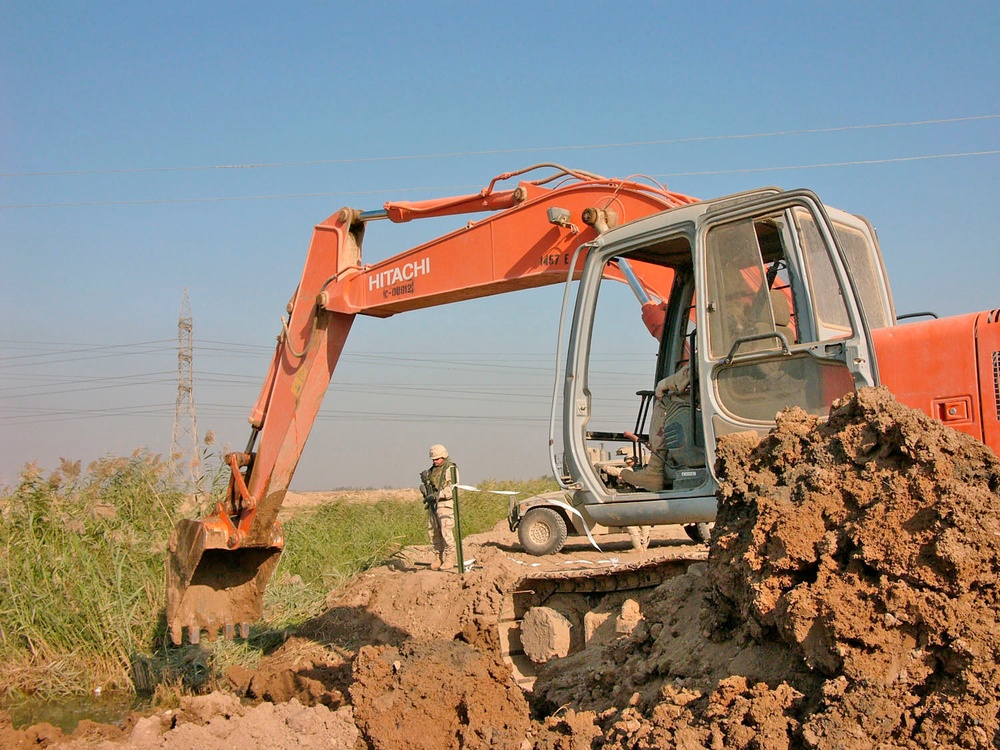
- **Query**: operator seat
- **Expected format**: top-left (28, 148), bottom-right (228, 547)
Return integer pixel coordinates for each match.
top-left (770, 289), bottom-right (795, 345)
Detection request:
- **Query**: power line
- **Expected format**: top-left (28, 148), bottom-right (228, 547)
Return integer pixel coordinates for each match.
top-left (3, 148), bottom-right (996, 210)
top-left (0, 339), bottom-right (175, 364)
top-left (660, 149), bottom-right (1000, 178)
top-left (0, 372), bottom-right (175, 398)
top-left (3, 114), bottom-right (997, 178)
top-left (0, 403), bottom-right (177, 424)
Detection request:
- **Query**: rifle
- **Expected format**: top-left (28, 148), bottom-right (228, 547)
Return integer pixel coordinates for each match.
top-left (419, 470), bottom-right (438, 513)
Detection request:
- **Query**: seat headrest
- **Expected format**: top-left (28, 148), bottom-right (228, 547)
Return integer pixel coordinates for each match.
top-left (770, 290), bottom-right (791, 327)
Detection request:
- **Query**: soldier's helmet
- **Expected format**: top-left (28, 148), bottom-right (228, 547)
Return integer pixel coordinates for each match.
top-left (429, 444), bottom-right (449, 460)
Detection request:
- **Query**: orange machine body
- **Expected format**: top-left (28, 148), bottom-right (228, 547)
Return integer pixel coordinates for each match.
top-left (872, 310), bottom-right (1000, 456)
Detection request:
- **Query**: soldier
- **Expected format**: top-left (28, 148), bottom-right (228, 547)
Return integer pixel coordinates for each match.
top-left (419, 444), bottom-right (459, 570)
top-left (618, 364), bottom-right (693, 491)
top-left (620, 299), bottom-right (705, 492)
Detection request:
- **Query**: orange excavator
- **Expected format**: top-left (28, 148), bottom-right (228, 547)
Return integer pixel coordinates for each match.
top-left (166, 164), bottom-right (1000, 645)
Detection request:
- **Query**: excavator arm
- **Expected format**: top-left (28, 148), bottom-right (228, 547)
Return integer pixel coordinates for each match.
top-left (166, 165), bottom-right (696, 644)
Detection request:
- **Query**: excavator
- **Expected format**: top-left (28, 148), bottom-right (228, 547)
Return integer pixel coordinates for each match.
top-left (166, 164), bottom-right (1000, 645)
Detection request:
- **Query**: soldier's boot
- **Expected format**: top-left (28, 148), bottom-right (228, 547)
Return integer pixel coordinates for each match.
top-left (627, 525), bottom-right (652, 551)
top-left (620, 397), bottom-right (667, 491)
top-left (441, 552), bottom-right (456, 571)
top-left (430, 552), bottom-right (443, 571)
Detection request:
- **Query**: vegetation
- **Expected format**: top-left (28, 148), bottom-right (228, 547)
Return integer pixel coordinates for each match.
top-left (0, 453), bottom-right (185, 700)
top-left (0, 453), bottom-right (557, 704)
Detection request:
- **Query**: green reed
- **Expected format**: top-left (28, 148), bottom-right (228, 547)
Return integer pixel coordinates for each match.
top-left (0, 454), bottom-right (185, 698)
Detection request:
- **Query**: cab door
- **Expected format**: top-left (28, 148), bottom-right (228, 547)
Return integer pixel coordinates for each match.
top-left (694, 190), bottom-right (881, 467)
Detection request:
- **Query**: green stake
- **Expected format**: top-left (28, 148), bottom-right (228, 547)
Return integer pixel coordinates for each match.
top-left (450, 464), bottom-right (464, 575)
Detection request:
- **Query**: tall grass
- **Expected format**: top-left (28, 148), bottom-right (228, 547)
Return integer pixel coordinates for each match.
top-left (0, 453), bottom-right (186, 698)
top-left (0, 457), bottom-right (558, 701)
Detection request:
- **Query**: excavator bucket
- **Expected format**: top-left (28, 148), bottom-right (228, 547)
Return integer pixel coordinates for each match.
top-left (165, 514), bottom-right (284, 645)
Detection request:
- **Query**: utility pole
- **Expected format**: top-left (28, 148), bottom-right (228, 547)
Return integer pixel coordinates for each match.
top-left (169, 288), bottom-right (201, 489)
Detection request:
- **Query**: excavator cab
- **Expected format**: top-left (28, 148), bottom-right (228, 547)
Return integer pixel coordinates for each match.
top-left (548, 189), bottom-right (891, 544)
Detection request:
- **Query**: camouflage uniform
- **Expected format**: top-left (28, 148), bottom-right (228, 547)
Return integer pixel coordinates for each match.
top-left (620, 365), bottom-right (693, 491)
top-left (422, 457), bottom-right (459, 567)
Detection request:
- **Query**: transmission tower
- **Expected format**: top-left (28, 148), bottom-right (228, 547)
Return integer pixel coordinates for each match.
top-left (169, 288), bottom-right (201, 488)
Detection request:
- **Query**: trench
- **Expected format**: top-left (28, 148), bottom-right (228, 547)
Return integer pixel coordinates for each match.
top-left (498, 558), bottom-right (694, 689)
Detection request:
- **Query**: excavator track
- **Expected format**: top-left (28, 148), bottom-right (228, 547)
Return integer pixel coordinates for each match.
top-left (497, 554), bottom-right (704, 689)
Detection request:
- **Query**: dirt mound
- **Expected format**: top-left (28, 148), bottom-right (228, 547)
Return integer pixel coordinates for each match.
top-left (228, 636), bottom-right (351, 707)
top-left (531, 386), bottom-right (1000, 748)
top-left (297, 542), bottom-right (525, 649)
top-left (351, 639), bottom-right (530, 749)
top-left (712, 386), bottom-right (1000, 747)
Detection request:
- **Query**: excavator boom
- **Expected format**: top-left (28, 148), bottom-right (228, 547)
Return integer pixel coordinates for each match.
top-left (166, 166), bottom-right (696, 644)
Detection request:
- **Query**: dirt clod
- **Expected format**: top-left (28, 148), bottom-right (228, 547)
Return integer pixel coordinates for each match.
top-left (521, 606), bottom-right (573, 663)
top-left (350, 639), bottom-right (530, 750)
top-left (711, 386), bottom-right (1000, 748)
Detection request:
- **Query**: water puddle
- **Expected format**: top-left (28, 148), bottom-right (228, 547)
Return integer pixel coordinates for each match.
top-left (3, 693), bottom-right (149, 733)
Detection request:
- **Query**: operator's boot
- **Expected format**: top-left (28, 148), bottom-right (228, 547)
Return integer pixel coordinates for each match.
top-left (620, 454), bottom-right (665, 491)
top-left (430, 551), bottom-right (443, 571)
top-left (441, 552), bottom-right (456, 571)
top-left (620, 397), bottom-right (667, 491)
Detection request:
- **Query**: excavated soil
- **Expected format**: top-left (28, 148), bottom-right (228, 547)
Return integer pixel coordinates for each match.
top-left (4, 386), bottom-right (999, 749)
top-left (531, 387), bottom-right (1000, 749)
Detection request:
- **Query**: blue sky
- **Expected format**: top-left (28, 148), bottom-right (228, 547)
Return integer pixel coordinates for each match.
top-left (2, 1), bottom-right (998, 490)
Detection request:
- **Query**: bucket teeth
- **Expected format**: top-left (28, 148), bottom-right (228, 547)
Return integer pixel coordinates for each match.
top-left (170, 619), bottom-right (251, 645)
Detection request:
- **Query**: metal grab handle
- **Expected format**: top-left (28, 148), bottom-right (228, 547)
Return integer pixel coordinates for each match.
top-left (723, 330), bottom-right (791, 365)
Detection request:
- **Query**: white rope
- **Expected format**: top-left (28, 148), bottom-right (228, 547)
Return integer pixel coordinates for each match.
top-left (528, 495), bottom-right (604, 553)
top-left (454, 484), bottom-right (519, 495)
